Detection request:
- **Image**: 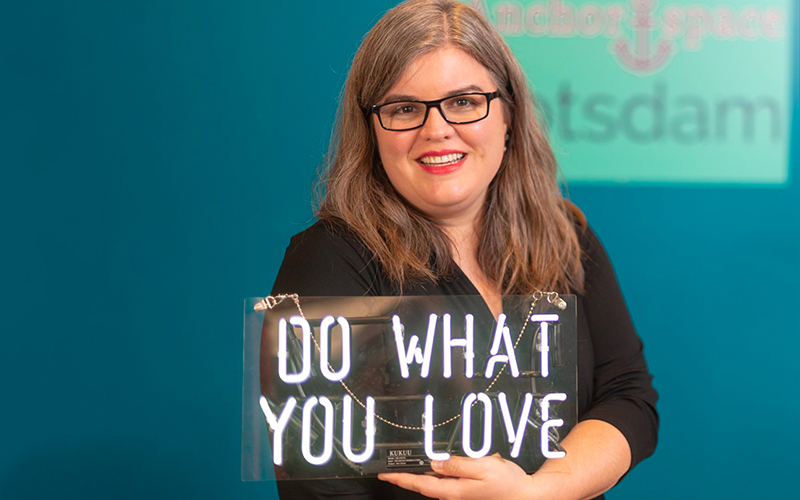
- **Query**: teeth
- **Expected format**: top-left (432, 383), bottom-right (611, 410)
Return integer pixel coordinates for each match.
top-left (419, 153), bottom-right (465, 166)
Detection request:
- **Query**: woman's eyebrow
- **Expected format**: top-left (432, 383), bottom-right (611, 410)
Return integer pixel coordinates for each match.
top-left (381, 93), bottom-right (417, 103)
top-left (444, 85), bottom-right (484, 97)
top-left (381, 85), bottom-right (486, 103)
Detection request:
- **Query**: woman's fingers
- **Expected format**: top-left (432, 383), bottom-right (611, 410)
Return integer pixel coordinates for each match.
top-left (378, 455), bottom-right (530, 500)
top-left (378, 472), bottom-right (459, 498)
top-left (430, 456), bottom-right (495, 479)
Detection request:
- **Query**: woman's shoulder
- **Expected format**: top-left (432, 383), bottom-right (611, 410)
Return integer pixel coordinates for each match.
top-left (271, 220), bottom-right (389, 296)
top-left (562, 200), bottom-right (619, 297)
top-left (564, 199), bottom-right (602, 259)
top-left (283, 219), bottom-right (363, 253)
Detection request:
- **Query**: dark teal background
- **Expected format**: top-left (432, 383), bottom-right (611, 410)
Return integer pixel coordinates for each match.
top-left (1, 1), bottom-right (797, 498)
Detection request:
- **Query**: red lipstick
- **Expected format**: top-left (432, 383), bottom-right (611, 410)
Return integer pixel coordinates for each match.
top-left (415, 150), bottom-right (467, 175)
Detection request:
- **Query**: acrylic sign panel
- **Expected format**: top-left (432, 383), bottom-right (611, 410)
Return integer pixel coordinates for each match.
top-left (242, 295), bottom-right (577, 480)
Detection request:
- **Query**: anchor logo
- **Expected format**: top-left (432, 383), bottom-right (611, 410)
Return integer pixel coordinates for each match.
top-left (613, 0), bottom-right (674, 74)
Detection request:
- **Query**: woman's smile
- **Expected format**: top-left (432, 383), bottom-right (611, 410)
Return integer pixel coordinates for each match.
top-left (416, 150), bottom-right (467, 174)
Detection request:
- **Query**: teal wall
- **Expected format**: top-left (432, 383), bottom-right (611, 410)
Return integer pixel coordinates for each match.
top-left (1, 1), bottom-right (797, 498)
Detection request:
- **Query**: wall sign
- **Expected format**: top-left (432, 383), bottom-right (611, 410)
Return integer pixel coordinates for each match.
top-left (468, 0), bottom-right (793, 184)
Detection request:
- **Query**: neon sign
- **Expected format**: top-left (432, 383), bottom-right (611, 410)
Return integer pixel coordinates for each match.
top-left (260, 390), bottom-right (566, 466)
top-left (262, 310), bottom-right (569, 466)
top-left (280, 312), bottom-right (561, 384)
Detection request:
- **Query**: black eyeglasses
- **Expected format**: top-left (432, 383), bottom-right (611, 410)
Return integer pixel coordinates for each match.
top-left (371, 91), bottom-right (501, 131)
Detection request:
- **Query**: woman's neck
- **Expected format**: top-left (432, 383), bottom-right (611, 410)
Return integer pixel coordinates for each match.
top-left (441, 219), bottom-right (503, 318)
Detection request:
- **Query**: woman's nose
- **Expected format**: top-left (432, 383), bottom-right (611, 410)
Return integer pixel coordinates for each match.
top-left (419, 106), bottom-right (454, 140)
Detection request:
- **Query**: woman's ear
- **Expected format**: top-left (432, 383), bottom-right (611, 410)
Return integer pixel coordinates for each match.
top-left (501, 102), bottom-right (512, 143)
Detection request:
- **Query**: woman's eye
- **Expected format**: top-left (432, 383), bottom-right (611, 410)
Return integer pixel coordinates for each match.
top-left (448, 97), bottom-right (477, 109)
top-left (455, 98), bottom-right (472, 107)
top-left (390, 103), bottom-right (422, 116)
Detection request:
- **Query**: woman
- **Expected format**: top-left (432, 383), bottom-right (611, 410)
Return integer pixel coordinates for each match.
top-left (270, 0), bottom-right (658, 498)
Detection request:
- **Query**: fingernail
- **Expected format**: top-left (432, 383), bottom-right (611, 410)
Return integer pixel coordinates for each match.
top-left (431, 460), bottom-right (443, 470)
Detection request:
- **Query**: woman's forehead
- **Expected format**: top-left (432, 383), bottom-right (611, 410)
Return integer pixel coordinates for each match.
top-left (382, 47), bottom-right (496, 101)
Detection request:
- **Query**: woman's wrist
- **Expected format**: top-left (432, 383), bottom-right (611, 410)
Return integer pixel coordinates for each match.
top-left (526, 467), bottom-right (573, 500)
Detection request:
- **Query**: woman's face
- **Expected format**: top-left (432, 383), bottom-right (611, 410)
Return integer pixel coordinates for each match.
top-left (373, 47), bottom-right (509, 224)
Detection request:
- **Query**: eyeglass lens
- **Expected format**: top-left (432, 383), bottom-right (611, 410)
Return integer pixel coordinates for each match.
top-left (377, 94), bottom-right (491, 131)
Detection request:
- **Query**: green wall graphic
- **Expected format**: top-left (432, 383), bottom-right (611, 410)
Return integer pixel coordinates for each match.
top-left (468, 0), bottom-right (792, 184)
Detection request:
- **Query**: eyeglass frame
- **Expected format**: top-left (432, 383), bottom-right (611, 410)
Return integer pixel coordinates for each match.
top-left (370, 90), bottom-right (502, 131)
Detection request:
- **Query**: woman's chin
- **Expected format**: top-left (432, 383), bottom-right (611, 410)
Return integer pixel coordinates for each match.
top-left (412, 196), bottom-right (485, 222)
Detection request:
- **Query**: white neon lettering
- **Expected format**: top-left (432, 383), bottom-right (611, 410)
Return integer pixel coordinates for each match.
top-left (392, 315), bottom-right (418, 379)
top-left (497, 392), bottom-right (534, 458)
top-left (423, 395), bottom-right (451, 460)
top-left (319, 315), bottom-right (351, 382)
top-left (342, 395), bottom-right (375, 463)
top-left (541, 393), bottom-right (567, 459)
top-left (420, 314), bottom-right (437, 377)
top-left (541, 393), bottom-right (567, 421)
top-left (541, 420), bottom-right (566, 459)
top-left (259, 396), bottom-right (296, 466)
top-left (443, 313), bottom-right (474, 378)
top-left (484, 314), bottom-right (520, 378)
top-left (392, 314), bottom-right (437, 379)
top-left (461, 393), bottom-right (493, 458)
top-left (531, 314), bottom-right (559, 378)
top-left (301, 396), bottom-right (335, 465)
top-left (278, 316), bottom-right (312, 384)
top-left (540, 321), bottom-right (550, 378)
top-left (497, 392), bottom-right (515, 443)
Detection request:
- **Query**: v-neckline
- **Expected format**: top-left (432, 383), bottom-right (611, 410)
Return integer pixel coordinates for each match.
top-left (452, 262), bottom-right (502, 319)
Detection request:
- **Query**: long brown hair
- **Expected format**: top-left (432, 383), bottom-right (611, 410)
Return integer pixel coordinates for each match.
top-left (316, 0), bottom-right (584, 294)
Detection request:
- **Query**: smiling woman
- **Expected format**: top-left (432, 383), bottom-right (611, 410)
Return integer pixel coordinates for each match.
top-left (315, 0), bottom-right (586, 300)
top-left (268, 0), bottom-right (658, 499)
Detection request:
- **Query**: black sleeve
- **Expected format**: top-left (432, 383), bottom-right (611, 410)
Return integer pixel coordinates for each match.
top-left (578, 227), bottom-right (659, 471)
top-left (271, 222), bottom-right (387, 297)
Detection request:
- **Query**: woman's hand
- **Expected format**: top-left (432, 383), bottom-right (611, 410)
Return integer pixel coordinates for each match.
top-left (378, 420), bottom-right (631, 500)
top-left (378, 454), bottom-right (544, 500)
